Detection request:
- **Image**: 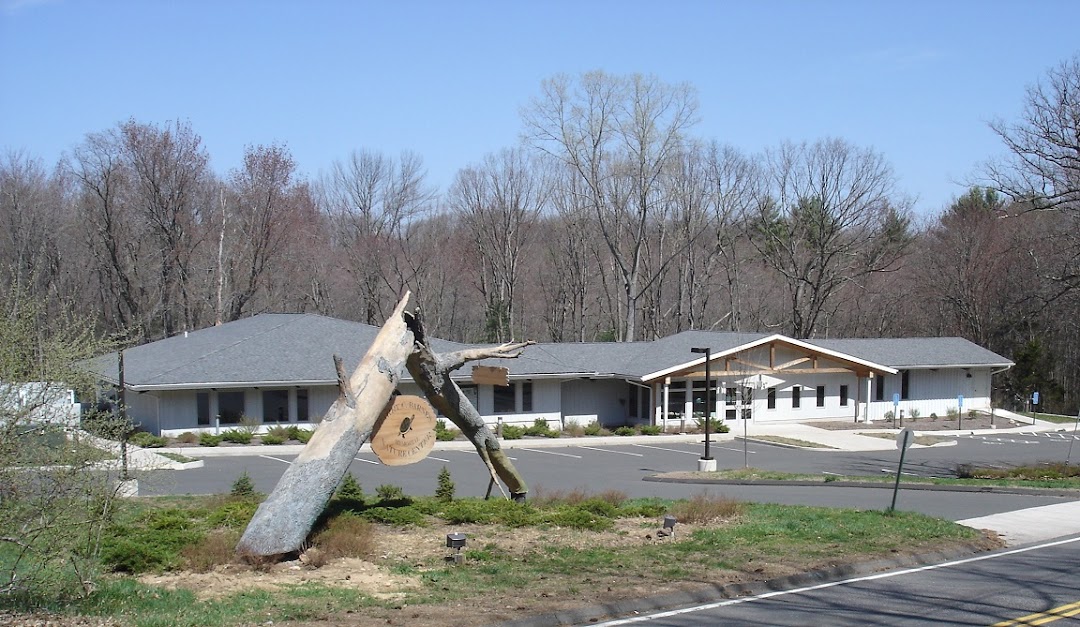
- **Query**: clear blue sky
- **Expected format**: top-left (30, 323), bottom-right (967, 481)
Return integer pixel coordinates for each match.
top-left (2, 0), bottom-right (1078, 216)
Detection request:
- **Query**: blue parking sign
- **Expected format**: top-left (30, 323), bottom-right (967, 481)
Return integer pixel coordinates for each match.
top-left (1032, 391), bottom-right (1040, 405)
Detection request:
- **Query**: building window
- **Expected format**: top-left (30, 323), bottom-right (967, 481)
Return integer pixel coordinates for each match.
top-left (767, 387), bottom-right (776, 409)
top-left (218, 391), bottom-right (245, 423)
top-left (628, 383), bottom-right (639, 418)
top-left (901, 370), bottom-right (910, 400)
top-left (725, 387), bottom-right (736, 406)
top-left (522, 382), bottom-right (533, 412)
top-left (262, 389), bottom-right (289, 423)
top-left (874, 376), bottom-right (884, 401)
top-left (296, 388), bottom-right (309, 422)
top-left (459, 384), bottom-right (478, 411)
top-left (792, 386), bottom-right (801, 409)
top-left (494, 384), bottom-right (515, 413)
top-left (667, 390), bottom-right (686, 418)
top-left (840, 385), bottom-right (849, 407)
top-left (197, 392), bottom-right (210, 425)
top-left (816, 385), bottom-right (825, 407)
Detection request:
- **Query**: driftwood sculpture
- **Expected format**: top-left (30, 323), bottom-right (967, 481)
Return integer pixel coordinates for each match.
top-left (404, 308), bottom-right (531, 500)
top-left (236, 294), bottom-right (532, 558)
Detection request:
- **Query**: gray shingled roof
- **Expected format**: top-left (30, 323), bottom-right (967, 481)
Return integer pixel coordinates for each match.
top-left (88, 314), bottom-right (1013, 390)
top-left (808, 337), bottom-right (1014, 369)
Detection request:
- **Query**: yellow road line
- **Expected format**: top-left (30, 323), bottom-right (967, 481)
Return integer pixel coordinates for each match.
top-left (992, 600), bottom-right (1080, 626)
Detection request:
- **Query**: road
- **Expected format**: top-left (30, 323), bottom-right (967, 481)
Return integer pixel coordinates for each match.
top-left (593, 534), bottom-right (1080, 626)
top-left (135, 435), bottom-right (1080, 521)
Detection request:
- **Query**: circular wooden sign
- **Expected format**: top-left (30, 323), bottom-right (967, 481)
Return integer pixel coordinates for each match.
top-left (370, 395), bottom-right (437, 466)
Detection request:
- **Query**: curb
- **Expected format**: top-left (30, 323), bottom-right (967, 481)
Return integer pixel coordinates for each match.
top-left (641, 475), bottom-right (1080, 497)
top-left (495, 542), bottom-right (993, 626)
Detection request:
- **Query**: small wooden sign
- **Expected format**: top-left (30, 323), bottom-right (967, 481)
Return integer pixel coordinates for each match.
top-left (472, 365), bottom-right (509, 387)
top-left (370, 395), bottom-right (437, 466)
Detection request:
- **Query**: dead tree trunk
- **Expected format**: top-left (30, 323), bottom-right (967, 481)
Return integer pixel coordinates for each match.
top-left (404, 308), bottom-right (531, 499)
top-left (236, 293), bottom-right (414, 558)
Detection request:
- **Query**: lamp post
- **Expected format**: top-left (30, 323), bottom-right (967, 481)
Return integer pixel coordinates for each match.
top-left (691, 347), bottom-right (715, 470)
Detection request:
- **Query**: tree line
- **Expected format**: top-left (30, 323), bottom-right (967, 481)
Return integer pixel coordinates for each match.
top-left (2, 59), bottom-right (1079, 414)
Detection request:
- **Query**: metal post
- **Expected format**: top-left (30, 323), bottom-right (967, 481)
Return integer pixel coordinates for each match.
top-left (118, 351), bottom-right (129, 481)
top-left (691, 347), bottom-right (713, 461)
top-left (889, 430), bottom-right (912, 512)
top-left (1067, 410), bottom-right (1079, 467)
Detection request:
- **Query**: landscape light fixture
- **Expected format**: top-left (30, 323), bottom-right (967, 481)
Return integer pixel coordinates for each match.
top-left (663, 515), bottom-right (677, 539)
top-left (446, 532), bottom-right (467, 564)
top-left (690, 347), bottom-right (713, 462)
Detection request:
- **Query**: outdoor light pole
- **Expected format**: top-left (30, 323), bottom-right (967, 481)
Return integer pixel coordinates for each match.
top-left (691, 347), bottom-right (713, 465)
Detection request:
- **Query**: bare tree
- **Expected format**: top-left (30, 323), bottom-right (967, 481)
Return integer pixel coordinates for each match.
top-left (320, 150), bottom-right (434, 324)
top-left (449, 148), bottom-right (549, 342)
top-left (217, 143), bottom-right (313, 322)
top-left (749, 139), bottom-right (913, 338)
top-left (986, 54), bottom-right (1080, 212)
top-left (523, 71), bottom-right (699, 341)
top-left (0, 151), bottom-right (64, 297)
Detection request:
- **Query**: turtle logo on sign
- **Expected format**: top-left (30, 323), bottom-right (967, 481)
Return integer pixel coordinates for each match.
top-left (370, 395), bottom-right (437, 466)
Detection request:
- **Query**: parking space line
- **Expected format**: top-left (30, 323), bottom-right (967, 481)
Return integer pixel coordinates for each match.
top-left (352, 457), bottom-right (380, 465)
top-left (632, 444), bottom-right (701, 455)
top-left (518, 448), bottom-right (582, 459)
top-left (427, 456), bottom-right (451, 463)
top-left (578, 446), bottom-right (644, 457)
top-left (258, 455), bottom-right (292, 464)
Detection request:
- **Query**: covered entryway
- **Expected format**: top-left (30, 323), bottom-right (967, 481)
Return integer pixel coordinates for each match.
top-left (642, 334), bottom-right (896, 426)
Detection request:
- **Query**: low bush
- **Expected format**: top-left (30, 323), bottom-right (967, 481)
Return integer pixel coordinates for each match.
top-left (289, 426), bottom-right (313, 443)
top-left (435, 466), bottom-right (455, 503)
top-left (129, 431), bottom-right (168, 448)
top-left (542, 506), bottom-right (615, 531)
top-left (230, 471), bottom-right (257, 498)
top-left (335, 473), bottom-right (365, 502)
top-left (375, 484), bottom-right (407, 503)
top-left (181, 528), bottom-right (239, 573)
top-left (613, 426), bottom-right (636, 436)
top-left (583, 420), bottom-right (603, 436)
top-left (199, 432), bottom-right (222, 447)
top-left (176, 431), bottom-right (199, 444)
top-left (563, 420), bottom-right (585, 437)
top-left (435, 419), bottom-right (460, 441)
top-left (360, 505), bottom-right (426, 526)
top-left (500, 424), bottom-right (525, 439)
top-left (221, 429), bottom-right (253, 445)
top-left (266, 425), bottom-right (292, 440)
top-left (311, 512), bottom-right (376, 560)
top-left (638, 425), bottom-right (663, 436)
top-left (260, 433), bottom-right (285, 445)
top-left (670, 492), bottom-right (742, 524)
top-left (525, 418), bottom-right (559, 437)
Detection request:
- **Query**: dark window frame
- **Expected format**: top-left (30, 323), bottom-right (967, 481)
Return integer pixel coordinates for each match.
top-left (767, 387), bottom-right (777, 409)
top-left (839, 384), bottom-right (849, 407)
top-left (792, 385), bottom-right (801, 409)
top-left (816, 385), bottom-right (826, 407)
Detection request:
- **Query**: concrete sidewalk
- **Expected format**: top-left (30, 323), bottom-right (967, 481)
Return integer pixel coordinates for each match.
top-left (957, 501), bottom-right (1080, 546)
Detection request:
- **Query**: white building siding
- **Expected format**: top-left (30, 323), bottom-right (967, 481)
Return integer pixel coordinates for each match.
top-left (562, 379), bottom-right (627, 427)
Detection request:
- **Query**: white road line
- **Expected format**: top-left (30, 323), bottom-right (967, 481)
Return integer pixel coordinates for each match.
top-left (632, 444), bottom-right (701, 455)
top-left (593, 535), bottom-right (1080, 625)
top-left (352, 457), bottom-right (380, 465)
top-left (258, 455), bottom-right (292, 464)
top-left (578, 446), bottom-right (644, 457)
top-left (713, 445), bottom-right (756, 453)
top-left (427, 456), bottom-right (452, 463)
top-left (518, 448), bottom-right (582, 459)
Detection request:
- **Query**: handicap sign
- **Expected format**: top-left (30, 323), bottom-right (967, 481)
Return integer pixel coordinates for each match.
top-left (1032, 391), bottom-right (1040, 405)
top-left (892, 393), bottom-right (900, 406)
top-left (957, 394), bottom-right (963, 409)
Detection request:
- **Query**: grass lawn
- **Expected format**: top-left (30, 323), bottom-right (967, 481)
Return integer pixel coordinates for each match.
top-left (2, 487), bottom-right (996, 627)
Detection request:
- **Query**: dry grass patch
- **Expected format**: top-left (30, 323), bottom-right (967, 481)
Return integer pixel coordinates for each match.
top-left (669, 492), bottom-right (742, 524)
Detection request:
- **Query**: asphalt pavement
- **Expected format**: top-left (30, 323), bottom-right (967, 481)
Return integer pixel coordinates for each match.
top-left (120, 415), bottom-right (1080, 546)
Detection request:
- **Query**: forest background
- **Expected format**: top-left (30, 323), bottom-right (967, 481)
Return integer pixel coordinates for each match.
top-left (2, 59), bottom-right (1079, 415)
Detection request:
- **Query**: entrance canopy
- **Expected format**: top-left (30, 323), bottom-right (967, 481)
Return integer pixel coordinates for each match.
top-left (641, 334), bottom-right (898, 383)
